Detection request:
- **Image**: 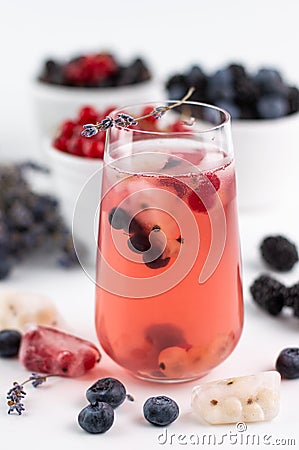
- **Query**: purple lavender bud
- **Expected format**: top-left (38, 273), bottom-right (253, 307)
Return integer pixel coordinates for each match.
top-left (81, 125), bottom-right (99, 137)
top-left (8, 403), bottom-right (25, 415)
top-left (29, 373), bottom-right (45, 388)
top-left (152, 106), bottom-right (167, 119)
top-left (114, 113), bottom-right (138, 128)
top-left (99, 116), bottom-right (114, 130)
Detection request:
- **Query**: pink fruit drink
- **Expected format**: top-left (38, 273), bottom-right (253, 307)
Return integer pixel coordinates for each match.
top-left (95, 135), bottom-right (243, 381)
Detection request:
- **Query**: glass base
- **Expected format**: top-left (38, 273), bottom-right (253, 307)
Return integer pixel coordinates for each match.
top-left (129, 371), bottom-right (209, 384)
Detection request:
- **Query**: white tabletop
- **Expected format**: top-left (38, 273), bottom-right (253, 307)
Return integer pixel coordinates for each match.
top-left (1, 1), bottom-right (299, 449)
top-left (0, 208), bottom-right (298, 450)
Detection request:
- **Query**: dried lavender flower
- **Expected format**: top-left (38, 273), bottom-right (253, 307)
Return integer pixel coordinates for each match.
top-left (152, 105), bottom-right (168, 119)
top-left (114, 113), bottom-right (138, 129)
top-left (7, 382), bottom-right (26, 415)
top-left (29, 372), bottom-right (48, 388)
top-left (99, 116), bottom-right (114, 130)
top-left (7, 373), bottom-right (54, 415)
top-left (81, 124), bottom-right (99, 137)
top-left (81, 86), bottom-right (196, 137)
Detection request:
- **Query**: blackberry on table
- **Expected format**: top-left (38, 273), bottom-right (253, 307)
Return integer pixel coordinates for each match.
top-left (284, 282), bottom-right (299, 317)
top-left (283, 282), bottom-right (299, 308)
top-left (250, 274), bottom-right (286, 316)
top-left (260, 235), bottom-right (298, 272)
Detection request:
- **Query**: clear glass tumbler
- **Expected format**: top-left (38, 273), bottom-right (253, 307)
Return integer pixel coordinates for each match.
top-left (95, 101), bottom-right (243, 382)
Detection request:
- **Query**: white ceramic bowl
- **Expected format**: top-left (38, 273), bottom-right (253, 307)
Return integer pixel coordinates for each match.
top-left (232, 111), bottom-right (299, 211)
top-left (32, 79), bottom-right (163, 137)
top-left (44, 139), bottom-right (103, 266)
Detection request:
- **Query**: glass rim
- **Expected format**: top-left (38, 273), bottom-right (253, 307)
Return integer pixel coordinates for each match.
top-left (109, 100), bottom-right (231, 136)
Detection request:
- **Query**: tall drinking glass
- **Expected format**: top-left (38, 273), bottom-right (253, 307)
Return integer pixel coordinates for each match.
top-left (95, 101), bottom-right (243, 382)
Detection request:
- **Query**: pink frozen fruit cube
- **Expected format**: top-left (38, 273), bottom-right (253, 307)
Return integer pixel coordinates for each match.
top-left (19, 325), bottom-right (101, 377)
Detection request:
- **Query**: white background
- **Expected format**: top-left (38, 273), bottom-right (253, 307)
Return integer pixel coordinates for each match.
top-left (1, 1), bottom-right (299, 449)
top-left (2, 0), bottom-right (299, 160)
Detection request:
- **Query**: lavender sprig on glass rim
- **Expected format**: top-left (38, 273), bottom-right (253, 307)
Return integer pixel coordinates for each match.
top-left (7, 372), bottom-right (55, 415)
top-left (81, 86), bottom-right (195, 137)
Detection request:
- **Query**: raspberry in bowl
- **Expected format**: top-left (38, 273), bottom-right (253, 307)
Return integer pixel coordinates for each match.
top-left (33, 51), bottom-right (162, 136)
top-left (165, 63), bottom-right (299, 210)
top-left (44, 105), bottom-right (112, 266)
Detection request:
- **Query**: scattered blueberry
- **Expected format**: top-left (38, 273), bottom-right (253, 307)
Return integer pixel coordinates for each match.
top-left (143, 395), bottom-right (179, 426)
top-left (0, 329), bottom-right (22, 357)
top-left (250, 274), bottom-right (286, 316)
top-left (275, 348), bottom-right (299, 379)
top-left (78, 402), bottom-right (114, 434)
top-left (86, 377), bottom-right (127, 408)
top-left (260, 235), bottom-right (298, 272)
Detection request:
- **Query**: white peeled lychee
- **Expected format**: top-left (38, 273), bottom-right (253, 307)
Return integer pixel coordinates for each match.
top-left (118, 152), bottom-right (169, 174)
top-left (158, 346), bottom-right (189, 378)
top-left (0, 290), bottom-right (63, 331)
top-left (191, 371), bottom-right (280, 424)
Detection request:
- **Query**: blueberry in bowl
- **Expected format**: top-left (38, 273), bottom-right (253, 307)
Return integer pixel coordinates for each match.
top-left (165, 62), bottom-right (299, 210)
top-left (165, 63), bottom-right (299, 120)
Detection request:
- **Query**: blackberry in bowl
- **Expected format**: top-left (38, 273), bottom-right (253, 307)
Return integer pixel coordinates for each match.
top-left (32, 51), bottom-right (161, 136)
top-left (165, 63), bottom-right (299, 210)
